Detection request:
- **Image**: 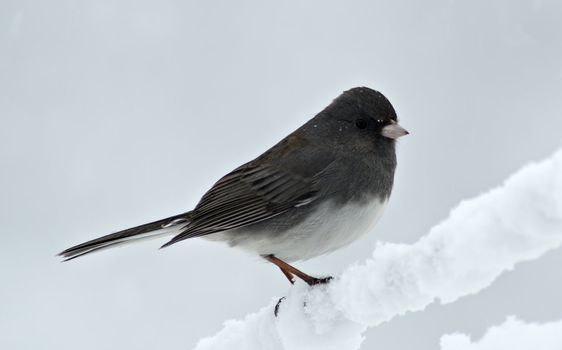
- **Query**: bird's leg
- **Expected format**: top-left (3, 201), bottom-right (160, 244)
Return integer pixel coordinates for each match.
top-left (263, 255), bottom-right (332, 286)
top-left (278, 265), bottom-right (296, 284)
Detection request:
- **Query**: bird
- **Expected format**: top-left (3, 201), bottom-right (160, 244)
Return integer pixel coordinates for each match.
top-left (59, 86), bottom-right (408, 286)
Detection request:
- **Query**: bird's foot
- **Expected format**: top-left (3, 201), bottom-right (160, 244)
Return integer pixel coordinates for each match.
top-left (305, 275), bottom-right (333, 286)
top-left (264, 255), bottom-right (334, 286)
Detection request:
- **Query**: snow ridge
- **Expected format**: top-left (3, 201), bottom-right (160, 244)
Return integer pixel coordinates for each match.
top-left (440, 317), bottom-right (562, 350)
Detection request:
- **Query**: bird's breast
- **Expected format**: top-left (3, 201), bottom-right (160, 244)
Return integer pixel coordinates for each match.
top-left (282, 197), bottom-right (389, 260)
top-left (215, 196), bottom-right (389, 262)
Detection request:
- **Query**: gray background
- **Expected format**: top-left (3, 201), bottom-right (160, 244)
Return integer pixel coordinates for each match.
top-left (1, 0), bottom-right (562, 349)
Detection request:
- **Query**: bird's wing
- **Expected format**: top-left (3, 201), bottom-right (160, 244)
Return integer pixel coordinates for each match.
top-left (161, 136), bottom-right (335, 247)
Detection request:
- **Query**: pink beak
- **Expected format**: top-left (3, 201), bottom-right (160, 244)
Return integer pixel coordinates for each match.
top-left (381, 120), bottom-right (409, 139)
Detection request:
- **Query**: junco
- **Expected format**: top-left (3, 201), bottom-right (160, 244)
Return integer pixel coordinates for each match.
top-left (59, 87), bottom-right (408, 285)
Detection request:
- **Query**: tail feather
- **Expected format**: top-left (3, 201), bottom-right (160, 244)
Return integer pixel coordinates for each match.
top-left (59, 212), bottom-right (192, 261)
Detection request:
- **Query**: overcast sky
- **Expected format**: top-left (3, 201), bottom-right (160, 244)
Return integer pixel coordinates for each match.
top-left (1, 1), bottom-right (562, 349)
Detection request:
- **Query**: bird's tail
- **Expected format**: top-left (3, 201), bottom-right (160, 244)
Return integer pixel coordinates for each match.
top-left (58, 212), bottom-right (192, 261)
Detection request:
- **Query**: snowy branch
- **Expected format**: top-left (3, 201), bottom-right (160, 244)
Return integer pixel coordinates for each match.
top-left (440, 316), bottom-right (562, 350)
top-left (195, 148), bottom-right (562, 350)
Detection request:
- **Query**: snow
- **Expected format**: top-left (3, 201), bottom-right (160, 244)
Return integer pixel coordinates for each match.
top-left (440, 317), bottom-right (562, 350)
top-left (195, 147), bottom-right (562, 350)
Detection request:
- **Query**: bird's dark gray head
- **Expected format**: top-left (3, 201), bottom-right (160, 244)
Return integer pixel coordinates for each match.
top-left (305, 87), bottom-right (408, 152)
top-left (337, 86), bottom-right (398, 123)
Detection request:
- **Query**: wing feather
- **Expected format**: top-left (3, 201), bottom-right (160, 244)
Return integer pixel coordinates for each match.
top-left (161, 164), bottom-right (319, 247)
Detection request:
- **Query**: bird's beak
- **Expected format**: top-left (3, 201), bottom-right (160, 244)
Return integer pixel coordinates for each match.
top-left (381, 120), bottom-right (409, 139)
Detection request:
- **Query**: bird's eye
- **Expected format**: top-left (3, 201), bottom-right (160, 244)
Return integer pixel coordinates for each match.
top-left (376, 119), bottom-right (384, 124)
top-left (355, 119), bottom-right (367, 129)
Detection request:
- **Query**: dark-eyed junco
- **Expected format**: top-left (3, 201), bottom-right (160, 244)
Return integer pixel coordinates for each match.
top-left (59, 87), bottom-right (408, 285)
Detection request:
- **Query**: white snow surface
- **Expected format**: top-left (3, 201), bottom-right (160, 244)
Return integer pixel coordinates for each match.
top-left (440, 316), bottom-right (562, 350)
top-left (195, 148), bottom-right (562, 350)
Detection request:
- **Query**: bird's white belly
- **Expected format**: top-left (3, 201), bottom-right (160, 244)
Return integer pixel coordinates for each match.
top-left (210, 198), bottom-right (388, 262)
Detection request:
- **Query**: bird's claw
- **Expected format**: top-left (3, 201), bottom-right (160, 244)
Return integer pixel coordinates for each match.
top-left (274, 296), bottom-right (286, 317)
top-left (306, 275), bottom-right (333, 286)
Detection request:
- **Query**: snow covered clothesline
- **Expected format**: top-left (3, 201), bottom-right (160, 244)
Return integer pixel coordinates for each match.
top-left (195, 148), bottom-right (562, 350)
